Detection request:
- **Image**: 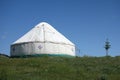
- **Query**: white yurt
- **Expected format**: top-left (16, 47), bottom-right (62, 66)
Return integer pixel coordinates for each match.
top-left (10, 22), bottom-right (75, 57)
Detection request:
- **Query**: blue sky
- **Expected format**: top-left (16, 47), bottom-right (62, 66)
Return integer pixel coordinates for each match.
top-left (0, 0), bottom-right (120, 56)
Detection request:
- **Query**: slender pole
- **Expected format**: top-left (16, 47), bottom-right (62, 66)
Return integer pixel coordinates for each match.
top-left (106, 49), bottom-right (108, 56)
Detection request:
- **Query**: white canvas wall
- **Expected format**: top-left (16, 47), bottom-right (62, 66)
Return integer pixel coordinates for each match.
top-left (11, 42), bottom-right (75, 56)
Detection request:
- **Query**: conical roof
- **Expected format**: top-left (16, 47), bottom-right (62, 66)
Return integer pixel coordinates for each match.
top-left (13, 22), bottom-right (74, 46)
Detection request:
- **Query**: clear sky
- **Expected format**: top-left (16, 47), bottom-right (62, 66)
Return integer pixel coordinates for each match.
top-left (0, 0), bottom-right (120, 56)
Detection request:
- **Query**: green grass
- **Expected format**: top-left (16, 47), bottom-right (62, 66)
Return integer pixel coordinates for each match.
top-left (0, 56), bottom-right (120, 80)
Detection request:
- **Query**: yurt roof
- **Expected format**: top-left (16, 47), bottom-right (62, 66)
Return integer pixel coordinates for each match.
top-left (13, 22), bottom-right (74, 46)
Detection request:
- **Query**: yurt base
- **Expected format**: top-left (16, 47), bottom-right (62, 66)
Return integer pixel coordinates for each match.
top-left (10, 54), bottom-right (75, 58)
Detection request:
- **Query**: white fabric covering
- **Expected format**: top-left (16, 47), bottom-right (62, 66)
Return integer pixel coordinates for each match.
top-left (11, 22), bottom-right (75, 56)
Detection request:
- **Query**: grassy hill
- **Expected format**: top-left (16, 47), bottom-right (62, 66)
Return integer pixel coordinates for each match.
top-left (0, 56), bottom-right (120, 80)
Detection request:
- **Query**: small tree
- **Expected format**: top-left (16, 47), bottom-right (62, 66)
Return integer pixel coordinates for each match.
top-left (104, 39), bottom-right (111, 56)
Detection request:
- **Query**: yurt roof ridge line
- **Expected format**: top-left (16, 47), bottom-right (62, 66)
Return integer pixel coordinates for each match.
top-left (11, 41), bottom-right (75, 46)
